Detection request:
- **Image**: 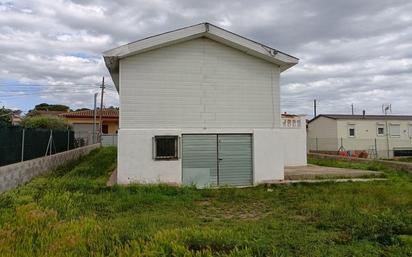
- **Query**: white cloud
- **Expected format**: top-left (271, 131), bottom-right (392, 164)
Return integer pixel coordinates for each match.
top-left (0, 0), bottom-right (411, 115)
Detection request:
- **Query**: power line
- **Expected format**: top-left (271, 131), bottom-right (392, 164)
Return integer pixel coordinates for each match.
top-left (0, 91), bottom-right (119, 99)
top-left (0, 83), bottom-right (116, 87)
top-left (0, 87), bottom-right (118, 97)
top-left (0, 83), bottom-right (117, 91)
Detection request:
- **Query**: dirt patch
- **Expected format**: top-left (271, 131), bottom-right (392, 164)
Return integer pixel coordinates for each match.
top-left (106, 168), bottom-right (117, 186)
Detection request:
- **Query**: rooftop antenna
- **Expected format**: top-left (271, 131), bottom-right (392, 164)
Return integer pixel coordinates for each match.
top-left (382, 103), bottom-right (392, 115)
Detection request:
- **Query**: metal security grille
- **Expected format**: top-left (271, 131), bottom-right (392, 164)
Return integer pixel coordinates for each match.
top-left (154, 136), bottom-right (179, 160)
top-left (182, 134), bottom-right (252, 187)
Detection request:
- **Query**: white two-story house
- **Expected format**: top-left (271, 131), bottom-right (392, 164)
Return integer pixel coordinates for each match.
top-left (103, 23), bottom-right (306, 187)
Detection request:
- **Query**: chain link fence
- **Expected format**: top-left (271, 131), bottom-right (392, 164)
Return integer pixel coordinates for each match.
top-left (73, 131), bottom-right (99, 147)
top-left (101, 134), bottom-right (117, 146)
top-left (308, 137), bottom-right (412, 159)
top-left (0, 126), bottom-right (78, 166)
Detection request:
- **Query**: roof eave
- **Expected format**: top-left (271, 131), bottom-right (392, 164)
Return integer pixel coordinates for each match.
top-left (308, 115), bottom-right (336, 123)
top-left (103, 22), bottom-right (299, 89)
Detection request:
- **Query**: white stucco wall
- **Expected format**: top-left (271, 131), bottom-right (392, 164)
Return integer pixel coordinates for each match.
top-left (253, 129), bottom-right (284, 183)
top-left (117, 129), bottom-right (182, 184)
top-left (281, 127), bottom-right (307, 166)
top-left (117, 128), bottom-right (286, 185)
top-left (307, 117), bottom-right (339, 151)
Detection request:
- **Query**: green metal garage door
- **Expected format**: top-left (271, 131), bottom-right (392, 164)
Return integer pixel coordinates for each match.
top-left (218, 134), bottom-right (253, 186)
top-left (182, 134), bottom-right (218, 187)
top-left (182, 134), bottom-right (252, 187)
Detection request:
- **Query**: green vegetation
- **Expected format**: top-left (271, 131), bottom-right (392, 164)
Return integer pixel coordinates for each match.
top-left (21, 116), bottom-right (72, 130)
top-left (0, 149), bottom-right (411, 256)
top-left (308, 157), bottom-right (388, 171)
top-left (307, 158), bottom-right (412, 181)
top-left (33, 103), bottom-right (70, 112)
top-left (389, 158), bottom-right (412, 163)
top-left (0, 107), bottom-right (13, 125)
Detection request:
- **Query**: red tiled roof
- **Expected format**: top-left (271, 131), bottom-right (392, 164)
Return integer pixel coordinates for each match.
top-left (60, 109), bottom-right (119, 118)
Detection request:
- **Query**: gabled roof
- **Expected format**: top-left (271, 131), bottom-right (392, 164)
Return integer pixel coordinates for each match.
top-left (59, 109), bottom-right (119, 119)
top-left (308, 114), bottom-right (412, 123)
top-left (103, 22), bottom-right (299, 91)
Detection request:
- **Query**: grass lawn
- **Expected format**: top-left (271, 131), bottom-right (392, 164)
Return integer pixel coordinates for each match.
top-left (0, 148), bottom-right (411, 257)
top-left (387, 158), bottom-right (412, 163)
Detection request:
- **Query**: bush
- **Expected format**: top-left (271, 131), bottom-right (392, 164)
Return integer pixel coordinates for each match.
top-left (21, 116), bottom-right (71, 130)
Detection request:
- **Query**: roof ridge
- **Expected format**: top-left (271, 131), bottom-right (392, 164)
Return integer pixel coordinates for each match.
top-left (60, 108), bottom-right (118, 118)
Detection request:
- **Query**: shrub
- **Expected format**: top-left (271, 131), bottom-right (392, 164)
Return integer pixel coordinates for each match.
top-left (21, 116), bottom-right (71, 130)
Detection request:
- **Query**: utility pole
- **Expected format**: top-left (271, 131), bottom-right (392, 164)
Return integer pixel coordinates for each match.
top-left (99, 77), bottom-right (105, 143)
top-left (351, 104), bottom-right (354, 115)
top-left (382, 104), bottom-right (391, 159)
top-left (313, 99), bottom-right (317, 118)
top-left (93, 92), bottom-right (98, 144)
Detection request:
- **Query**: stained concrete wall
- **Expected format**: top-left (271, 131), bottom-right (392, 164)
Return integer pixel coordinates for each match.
top-left (117, 128), bottom-right (287, 185)
top-left (0, 144), bottom-right (100, 193)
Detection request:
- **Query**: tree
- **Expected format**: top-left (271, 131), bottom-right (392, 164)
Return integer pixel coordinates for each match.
top-left (0, 107), bottom-right (13, 125)
top-left (27, 103), bottom-right (71, 117)
top-left (75, 108), bottom-right (91, 111)
top-left (21, 116), bottom-right (72, 130)
top-left (34, 103), bottom-right (70, 111)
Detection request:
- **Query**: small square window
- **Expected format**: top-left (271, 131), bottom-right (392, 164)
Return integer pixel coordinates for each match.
top-left (153, 136), bottom-right (179, 160)
top-left (377, 126), bottom-right (385, 136)
top-left (348, 125), bottom-right (355, 137)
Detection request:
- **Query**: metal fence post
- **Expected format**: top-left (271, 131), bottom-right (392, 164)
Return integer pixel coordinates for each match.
top-left (374, 138), bottom-right (378, 159)
top-left (21, 128), bottom-right (25, 162)
top-left (50, 130), bottom-right (53, 156)
top-left (45, 129), bottom-right (53, 156)
top-left (67, 128), bottom-right (70, 151)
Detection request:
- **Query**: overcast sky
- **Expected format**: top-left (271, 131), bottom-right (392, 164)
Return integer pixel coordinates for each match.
top-left (0, 0), bottom-right (411, 117)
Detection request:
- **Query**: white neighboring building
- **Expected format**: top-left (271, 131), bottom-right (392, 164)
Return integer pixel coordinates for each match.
top-left (281, 112), bottom-right (306, 128)
top-left (103, 23), bottom-right (307, 187)
top-left (307, 114), bottom-right (412, 158)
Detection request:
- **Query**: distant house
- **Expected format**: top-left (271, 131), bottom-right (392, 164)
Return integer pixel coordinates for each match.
top-left (103, 22), bottom-right (307, 187)
top-left (11, 110), bottom-right (22, 125)
top-left (307, 114), bottom-right (412, 158)
top-left (60, 109), bottom-right (119, 144)
top-left (281, 112), bottom-right (306, 128)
